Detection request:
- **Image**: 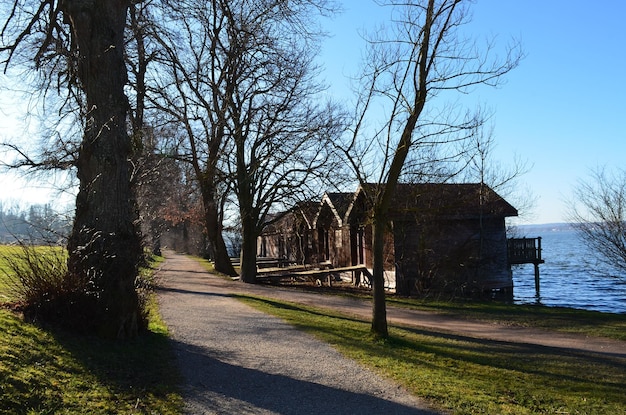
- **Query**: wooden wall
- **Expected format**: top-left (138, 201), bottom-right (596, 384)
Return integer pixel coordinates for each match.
top-left (393, 216), bottom-right (512, 296)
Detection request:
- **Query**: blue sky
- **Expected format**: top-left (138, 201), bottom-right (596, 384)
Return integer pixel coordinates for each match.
top-left (318, 0), bottom-right (626, 224)
top-left (2, 1), bottom-right (625, 224)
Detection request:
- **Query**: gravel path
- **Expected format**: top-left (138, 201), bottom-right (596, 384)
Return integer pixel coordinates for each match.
top-left (157, 251), bottom-right (626, 414)
top-left (157, 252), bottom-right (439, 415)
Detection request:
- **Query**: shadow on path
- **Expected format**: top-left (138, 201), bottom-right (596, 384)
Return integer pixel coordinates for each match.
top-left (172, 340), bottom-right (438, 415)
top-left (156, 285), bottom-right (234, 299)
top-left (158, 252), bottom-right (439, 414)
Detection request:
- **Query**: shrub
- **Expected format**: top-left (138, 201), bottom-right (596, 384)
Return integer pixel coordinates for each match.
top-left (1, 243), bottom-right (95, 330)
top-left (1, 244), bottom-right (160, 335)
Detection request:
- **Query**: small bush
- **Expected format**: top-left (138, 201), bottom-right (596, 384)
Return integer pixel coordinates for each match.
top-left (1, 243), bottom-right (94, 329)
top-left (1, 244), bottom-right (162, 334)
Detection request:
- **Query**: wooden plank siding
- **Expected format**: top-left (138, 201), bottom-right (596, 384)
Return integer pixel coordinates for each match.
top-left (393, 217), bottom-right (513, 296)
top-left (257, 183), bottom-right (520, 297)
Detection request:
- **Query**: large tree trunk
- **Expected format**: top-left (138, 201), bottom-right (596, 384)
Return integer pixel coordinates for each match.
top-left (239, 213), bottom-right (258, 283)
top-left (235, 131), bottom-right (258, 283)
top-left (64, 0), bottom-right (143, 339)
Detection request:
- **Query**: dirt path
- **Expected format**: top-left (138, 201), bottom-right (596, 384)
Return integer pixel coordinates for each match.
top-left (157, 251), bottom-right (626, 414)
top-left (157, 251), bottom-right (439, 415)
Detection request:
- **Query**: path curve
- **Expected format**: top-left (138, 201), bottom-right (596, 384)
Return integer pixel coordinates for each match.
top-left (157, 251), bottom-right (439, 415)
top-left (157, 251), bottom-right (626, 414)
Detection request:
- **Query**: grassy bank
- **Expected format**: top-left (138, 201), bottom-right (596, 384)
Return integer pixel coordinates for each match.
top-left (238, 294), bottom-right (626, 415)
top-left (387, 297), bottom-right (626, 341)
top-left (0, 249), bottom-right (182, 414)
top-left (266, 280), bottom-right (626, 341)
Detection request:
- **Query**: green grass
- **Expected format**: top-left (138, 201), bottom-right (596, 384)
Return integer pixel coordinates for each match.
top-left (386, 297), bottom-right (626, 341)
top-left (0, 245), bottom-right (35, 303)
top-left (272, 283), bottom-right (626, 341)
top-left (191, 255), bottom-right (217, 274)
top-left (6, 247), bottom-right (620, 414)
top-left (0, 248), bottom-right (183, 414)
top-left (0, 309), bottom-right (182, 414)
top-left (238, 294), bottom-right (626, 415)
top-left (192, 255), bottom-right (241, 278)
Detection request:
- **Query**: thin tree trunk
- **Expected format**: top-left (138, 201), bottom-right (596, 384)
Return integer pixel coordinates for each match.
top-left (64, 0), bottom-right (143, 339)
top-left (368, 3), bottom-right (430, 336)
top-left (370, 215), bottom-right (388, 338)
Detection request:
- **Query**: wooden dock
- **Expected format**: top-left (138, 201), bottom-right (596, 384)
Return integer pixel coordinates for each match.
top-left (257, 264), bottom-right (372, 286)
top-left (230, 257), bottom-right (292, 269)
top-left (508, 237), bottom-right (545, 294)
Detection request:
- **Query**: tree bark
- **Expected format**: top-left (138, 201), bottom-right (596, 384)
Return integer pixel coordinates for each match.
top-left (64, 0), bottom-right (143, 339)
top-left (239, 212), bottom-right (258, 283)
top-left (367, 0), bottom-right (435, 339)
top-left (200, 182), bottom-right (237, 276)
top-left (370, 214), bottom-right (388, 338)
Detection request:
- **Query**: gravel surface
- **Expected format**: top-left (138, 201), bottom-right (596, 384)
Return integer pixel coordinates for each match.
top-left (157, 252), bottom-right (439, 415)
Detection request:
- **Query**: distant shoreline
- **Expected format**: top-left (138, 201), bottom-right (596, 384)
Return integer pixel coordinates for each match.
top-left (514, 223), bottom-right (576, 232)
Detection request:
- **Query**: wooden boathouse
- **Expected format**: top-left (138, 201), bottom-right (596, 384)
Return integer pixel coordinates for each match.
top-left (258, 183), bottom-right (521, 296)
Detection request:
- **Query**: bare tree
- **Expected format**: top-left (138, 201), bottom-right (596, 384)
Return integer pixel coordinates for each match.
top-left (464, 122), bottom-right (533, 217)
top-left (145, 0), bottom-right (241, 276)
top-left (153, 0), bottom-right (345, 282)
top-left (455, 123), bottom-right (532, 293)
top-left (569, 167), bottom-right (626, 276)
top-left (342, 0), bottom-right (522, 337)
top-left (2, 1), bottom-right (143, 338)
top-left (223, 0), bottom-right (346, 283)
top-left (125, 1), bottom-right (178, 257)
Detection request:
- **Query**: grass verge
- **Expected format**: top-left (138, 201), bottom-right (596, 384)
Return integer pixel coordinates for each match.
top-left (237, 294), bottom-right (626, 415)
top-left (273, 281), bottom-right (626, 341)
top-left (386, 297), bottom-right (626, 341)
top-left (191, 255), bottom-right (241, 278)
top-left (0, 250), bottom-right (182, 414)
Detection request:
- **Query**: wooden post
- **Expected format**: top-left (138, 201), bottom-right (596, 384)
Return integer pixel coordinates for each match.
top-left (537, 237), bottom-right (542, 261)
top-left (507, 236), bottom-right (544, 298)
top-left (534, 236), bottom-right (542, 296)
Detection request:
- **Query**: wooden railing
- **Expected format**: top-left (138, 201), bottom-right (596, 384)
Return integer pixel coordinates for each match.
top-left (507, 237), bottom-right (544, 265)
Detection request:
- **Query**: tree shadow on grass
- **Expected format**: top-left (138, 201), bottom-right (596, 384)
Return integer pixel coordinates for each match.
top-left (232, 295), bottom-right (626, 412)
top-left (234, 294), bottom-right (369, 325)
top-left (49, 326), bottom-right (182, 413)
top-left (381, 325), bottom-right (626, 410)
top-left (0, 309), bottom-right (182, 414)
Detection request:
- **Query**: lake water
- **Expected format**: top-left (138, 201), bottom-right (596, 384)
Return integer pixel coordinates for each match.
top-left (512, 224), bottom-right (626, 314)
